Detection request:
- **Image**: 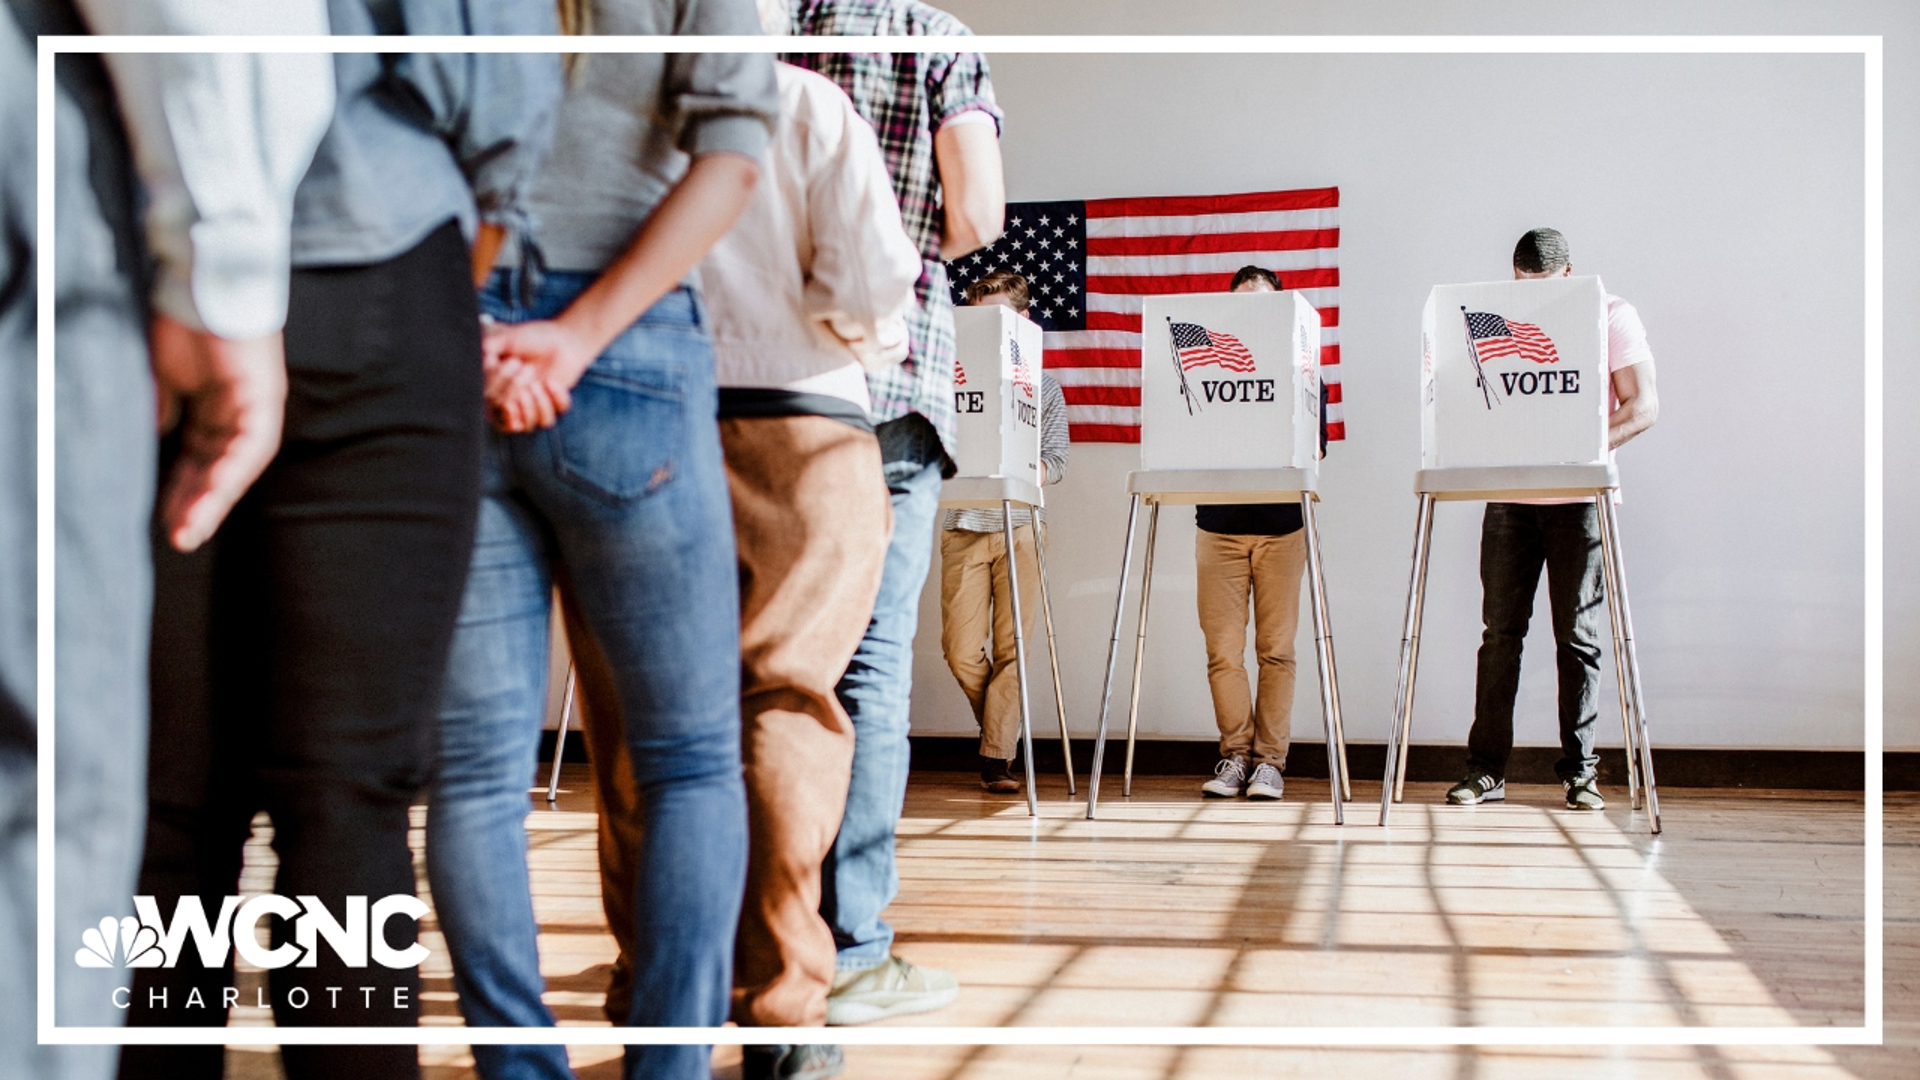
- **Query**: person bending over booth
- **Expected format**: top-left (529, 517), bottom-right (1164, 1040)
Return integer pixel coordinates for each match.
top-left (1446, 228), bottom-right (1659, 812)
top-left (941, 271), bottom-right (1069, 794)
top-left (1195, 265), bottom-right (1328, 802)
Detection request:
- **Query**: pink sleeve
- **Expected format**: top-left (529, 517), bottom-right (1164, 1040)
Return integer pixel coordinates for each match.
top-left (1606, 296), bottom-right (1654, 373)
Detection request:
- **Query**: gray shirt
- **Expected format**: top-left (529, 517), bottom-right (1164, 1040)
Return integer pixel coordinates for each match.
top-left (292, 0), bottom-right (564, 268)
top-left (520, 0), bottom-right (779, 273)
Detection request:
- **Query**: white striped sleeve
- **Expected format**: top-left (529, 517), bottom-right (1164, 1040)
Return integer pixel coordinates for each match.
top-left (1040, 375), bottom-right (1070, 483)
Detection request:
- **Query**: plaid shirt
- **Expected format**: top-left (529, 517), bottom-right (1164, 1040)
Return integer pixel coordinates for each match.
top-left (786, 1), bottom-right (1003, 458)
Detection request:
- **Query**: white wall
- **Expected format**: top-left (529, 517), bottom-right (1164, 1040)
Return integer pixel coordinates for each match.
top-left (906, 39), bottom-right (1885, 752)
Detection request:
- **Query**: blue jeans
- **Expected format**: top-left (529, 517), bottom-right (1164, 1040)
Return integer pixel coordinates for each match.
top-left (426, 273), bottom-right (745, 1080)
top-left (823, 416), bottom-right (946, 971)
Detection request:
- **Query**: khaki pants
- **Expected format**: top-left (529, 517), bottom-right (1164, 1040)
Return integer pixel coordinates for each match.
top-left (1195, 529), bottom-right (1307, 768)
top-left (579, 415), bottom-right (891, 1027)
top-left (939, 525), bottom-right (1041, 761)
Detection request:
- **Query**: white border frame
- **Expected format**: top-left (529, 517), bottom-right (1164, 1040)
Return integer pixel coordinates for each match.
top-left (35, 33), bottom-right (1883, 1050)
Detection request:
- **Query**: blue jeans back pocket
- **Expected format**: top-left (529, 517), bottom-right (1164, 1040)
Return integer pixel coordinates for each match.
top-left (550, 363), bottom-right (687, 505)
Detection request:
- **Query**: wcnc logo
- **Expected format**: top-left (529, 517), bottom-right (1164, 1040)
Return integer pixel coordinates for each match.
top-left (77, 894), bottom-right (430, 971)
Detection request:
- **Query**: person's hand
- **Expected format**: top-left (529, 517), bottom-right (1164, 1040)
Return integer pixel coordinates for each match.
top-left (150, 313), bottom-right (288, 552)
top-left (480, 318), bottom-right (597, 432)
top-left (482, 352), bottom-right (564, 433)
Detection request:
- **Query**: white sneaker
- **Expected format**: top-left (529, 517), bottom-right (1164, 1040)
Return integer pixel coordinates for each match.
top-left (1245, 762), bottom-right (1284, 800)
top-left (825, 955), bottom-right (958, 1026)
top-left (1201, 755), bottom-right (1249, 797)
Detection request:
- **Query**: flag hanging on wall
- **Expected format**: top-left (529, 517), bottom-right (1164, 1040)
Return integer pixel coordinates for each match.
top-left (946, 187), bottom-right (1341, 443)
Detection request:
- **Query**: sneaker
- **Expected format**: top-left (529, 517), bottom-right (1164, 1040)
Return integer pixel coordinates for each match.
top-left (1564, 775), bottom-right (1606, 811)
top-left (742, 1045), bottom-right (846, 1080)
top-left (825, 955), bottom-right (959, 1026)
top-left (1245, 762), bottom-right (1284, 800)
top-left (1201, 754), bottom-right (1249, 797)
top-left (979, 755), bottom-right (1020, 794)
top-left (1446, 771), bottom-right (1505, 805)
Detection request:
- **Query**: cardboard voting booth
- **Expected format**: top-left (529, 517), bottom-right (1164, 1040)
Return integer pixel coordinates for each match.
top-left (1083, 289), bottom-right (1351, 825)
top-left (1421, 275), bottom-right (1609, 469)
top-left (1140, 291), bottom-right (1321, 472)
top-left (952, 305), bottom-right (1044, 483)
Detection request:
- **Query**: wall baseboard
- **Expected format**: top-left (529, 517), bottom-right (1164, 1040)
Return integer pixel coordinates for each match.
top-left (539, 731), bottom-right (1910, 791)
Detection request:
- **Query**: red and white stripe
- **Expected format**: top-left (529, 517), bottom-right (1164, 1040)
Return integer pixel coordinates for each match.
top-left (1046, 188), bottom-right (1342, 443)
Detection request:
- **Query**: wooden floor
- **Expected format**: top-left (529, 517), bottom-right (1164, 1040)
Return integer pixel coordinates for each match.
top-left (216, 768), bottom-right (1917, 1080)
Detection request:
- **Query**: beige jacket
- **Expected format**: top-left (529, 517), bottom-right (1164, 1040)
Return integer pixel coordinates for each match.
top-left (702, 62), bottom-right (921, 410)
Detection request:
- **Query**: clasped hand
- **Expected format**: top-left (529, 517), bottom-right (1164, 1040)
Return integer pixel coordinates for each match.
top-left (482, 317), bottom-right (597, 433)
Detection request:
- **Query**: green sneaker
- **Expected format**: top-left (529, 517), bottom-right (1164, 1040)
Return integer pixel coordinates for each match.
top-left (1564, 775), bottom-right (1606, 811)
top-left (1446, 771), bottom-right (1505, 805)
top-left (825, 955), bottom-right (959, 1026)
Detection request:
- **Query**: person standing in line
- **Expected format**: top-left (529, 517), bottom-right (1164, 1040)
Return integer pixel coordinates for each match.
top-left (785, 0), bottom-right (1007, 1027)
top-left (1193, 265), bottom-right (1327, 803)
top-left (1446, 227), bottom-right (1659, 812)
top-left (424, 3), bottom-right (777, 1078)
top-left (564, 9), bottom-right (921, 1080)
top-left (0, 3), bottom-right (332, 1078)
top-left (940, 271), bottom-right (1069, 795)
top-left (119, 4), bottom-right (561, 1079)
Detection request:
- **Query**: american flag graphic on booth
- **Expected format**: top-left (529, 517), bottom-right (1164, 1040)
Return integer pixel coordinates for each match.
top-left (1009, 337), bottom-right (1035, 398)
top-left (946, 187), bottom-right (1342, 443)
top-left (1170, 321), bottom-right (1257, 372)
top-left (1464, 311), bottom-right (1561, 365)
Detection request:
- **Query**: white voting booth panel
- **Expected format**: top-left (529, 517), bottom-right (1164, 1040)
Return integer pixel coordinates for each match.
top-left (1141, 291), bottom-right (1321, 472)
top-left (952, 306), bottom-right (1044, 484)
top-left (1421, 276), bottom-right (1609, 469)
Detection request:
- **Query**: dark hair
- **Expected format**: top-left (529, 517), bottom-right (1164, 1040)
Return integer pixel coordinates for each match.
top-left (1228, 265), bottom-right (1281, 292)
top-left (964, 270), bottom-right (1030, 312)
top-left (1513, 228), bottom-right (1570, 275)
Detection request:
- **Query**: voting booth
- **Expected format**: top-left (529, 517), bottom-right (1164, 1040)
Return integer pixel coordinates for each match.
top-left (1380, 276), bottom-right (1662, 834)
top-left (1420, 275), bottom-right (1609, 469)
top-left (1141, 291), bottom-right (1322, 472)
top-left (1086, 291), bottom-right (1351, 822)
top-left (952, 305), bottom-right (1044, 484)
top-left (943, 306), bottom-right (1073, 814)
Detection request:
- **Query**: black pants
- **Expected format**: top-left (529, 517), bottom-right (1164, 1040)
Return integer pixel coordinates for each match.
top-left (1466, 501), bottom-right (1605, 783)
top-left (122, 220), bottom-right (483, 1080)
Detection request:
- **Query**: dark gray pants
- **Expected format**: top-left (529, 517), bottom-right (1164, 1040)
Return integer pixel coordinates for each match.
top-left (1467, 502), bottom-right (1605, 782)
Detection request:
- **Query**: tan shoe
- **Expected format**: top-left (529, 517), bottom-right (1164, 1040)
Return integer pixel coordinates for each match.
top-left (825, 955), bottom-right (959, 1026)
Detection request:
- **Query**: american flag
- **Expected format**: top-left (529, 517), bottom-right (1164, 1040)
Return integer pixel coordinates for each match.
top-left (1010, 336), bottom-right (1035, 399)
top-left (947, 188), bottom-right (1342, 443)
top-left (1170, 321), bottom-right (1256, 372)
top-left (1464, 311), bottom-right (1561, 365)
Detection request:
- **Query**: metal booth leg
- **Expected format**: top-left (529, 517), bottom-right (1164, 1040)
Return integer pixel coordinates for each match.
top-left (1121, 503), bottom-right (1162, 798)
top-left (1033, 517), bottom-right (1076, 795)
top-left (1300, 494), bottom-right (1345, 824)
top-left (1003, 500), bottom-right (1040, 819)
top-left (1599, 498), bottom-right (1660, 835)
top-left (1379, 494), bottom-right (1436, 826)
top-left (546, 665), bottom-right (577, 805)
top-left (1594, 494), bottom-right (1642, 810)
top-left (1086, 494), bottom-right (1143, 819)
top-left (1302, 494), bottom-right (1350, 802)
top-left (1395, 494), bottom-right (1437, 804)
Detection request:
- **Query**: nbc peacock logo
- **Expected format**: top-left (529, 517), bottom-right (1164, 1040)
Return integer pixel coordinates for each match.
top-left (76, 916), bottom-right (165, 969)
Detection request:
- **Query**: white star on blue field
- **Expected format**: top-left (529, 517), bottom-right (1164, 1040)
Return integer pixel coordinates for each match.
top-left (945, 200), bottom-right (1088, 332)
